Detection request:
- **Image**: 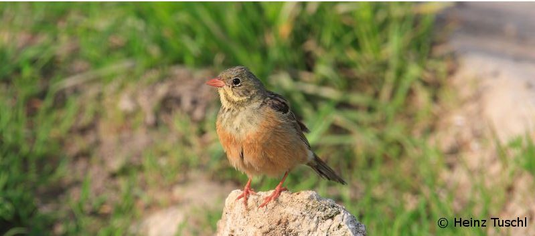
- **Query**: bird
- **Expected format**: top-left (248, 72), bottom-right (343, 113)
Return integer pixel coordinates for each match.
top-left (206, 66), bottom-right (346, 208)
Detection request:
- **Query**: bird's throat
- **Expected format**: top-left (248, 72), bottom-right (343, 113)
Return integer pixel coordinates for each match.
top-left (219, 89), bottom-right (253, 110)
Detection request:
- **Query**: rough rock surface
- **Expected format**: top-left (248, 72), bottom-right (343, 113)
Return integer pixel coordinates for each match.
top-left (216, 190), bottom-right (366, 236)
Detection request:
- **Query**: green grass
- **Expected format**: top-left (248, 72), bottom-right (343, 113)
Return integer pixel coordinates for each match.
top-left (0, 2), bottom-right (532, 236)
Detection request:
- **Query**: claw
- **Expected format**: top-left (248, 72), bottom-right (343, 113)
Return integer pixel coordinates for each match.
top-left (235, 179), bottom-right (255, 207)
top-left (259, 172), bottom-right (289, 208)
top-left (259, 186), bottom-right (287, 208)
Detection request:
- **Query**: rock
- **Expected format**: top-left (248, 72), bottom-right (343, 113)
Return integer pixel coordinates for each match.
top-left (216, 190), bottom-right (366, 236)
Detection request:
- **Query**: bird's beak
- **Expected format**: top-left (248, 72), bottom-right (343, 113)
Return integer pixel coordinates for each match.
top-left (206, 77), bottom-right (225, 88)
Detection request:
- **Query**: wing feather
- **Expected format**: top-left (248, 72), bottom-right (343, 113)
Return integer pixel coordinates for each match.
top-left (263, 91), bottom-right (311, 148)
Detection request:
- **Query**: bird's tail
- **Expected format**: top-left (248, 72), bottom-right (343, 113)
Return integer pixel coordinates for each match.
top-left (307, 154), bottom-right (347, 185)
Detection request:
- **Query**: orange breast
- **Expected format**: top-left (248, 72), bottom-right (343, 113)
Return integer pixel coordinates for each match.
top-left (216, 109), bottom-right (308, 178)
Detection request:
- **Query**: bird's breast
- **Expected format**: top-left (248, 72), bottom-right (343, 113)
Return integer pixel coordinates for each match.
top-left (216, 106), bottom-right (309, 177)
top-left (217, 106), bottom-right (264, 139)
top-left (216, 106), bottom-right (264, 175)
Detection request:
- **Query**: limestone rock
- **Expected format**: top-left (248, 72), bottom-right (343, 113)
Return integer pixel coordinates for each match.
top-left (217, 190), bottom-right (366, 236)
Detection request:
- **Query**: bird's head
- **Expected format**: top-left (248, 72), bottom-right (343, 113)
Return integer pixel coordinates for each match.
top-left (206, 66), bottom-right (266, 109)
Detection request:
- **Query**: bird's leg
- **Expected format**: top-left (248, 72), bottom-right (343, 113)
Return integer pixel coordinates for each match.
top-left (236, 178), bottom-right (256, 207)
top-left (259, 172), bottom-right (289, 208)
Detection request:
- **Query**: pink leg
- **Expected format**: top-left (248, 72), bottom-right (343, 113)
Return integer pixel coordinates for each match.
top-left (259, 172), bottom-right (289, 208)
top-left (236, 178), bottom-right (256, 207)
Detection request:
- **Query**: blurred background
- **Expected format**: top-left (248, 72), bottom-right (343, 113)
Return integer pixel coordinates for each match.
top-left (1, 2), bottom-right (534, 236)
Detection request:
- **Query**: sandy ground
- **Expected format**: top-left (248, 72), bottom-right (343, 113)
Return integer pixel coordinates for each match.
top-left (441, 3), bottom-right (535, 142)
top-left (437, 3), bottom-right (535, 236)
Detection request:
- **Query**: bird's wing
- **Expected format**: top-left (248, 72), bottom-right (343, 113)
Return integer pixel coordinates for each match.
top-left (263, 91), bottom-right (311, 148)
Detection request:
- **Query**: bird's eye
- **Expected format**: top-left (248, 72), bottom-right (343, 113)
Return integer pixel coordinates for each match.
top-left (232, 78), bottom-right (241, 86)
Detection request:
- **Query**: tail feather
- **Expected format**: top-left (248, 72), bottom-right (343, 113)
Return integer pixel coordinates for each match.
top-left (307, 154), bottom-right (347, 185)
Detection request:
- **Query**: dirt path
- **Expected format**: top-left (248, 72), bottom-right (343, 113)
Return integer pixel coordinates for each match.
top-left (437, 3), bottom-right (535, 236)
top-left (441, 3), bottom-right (535, 141)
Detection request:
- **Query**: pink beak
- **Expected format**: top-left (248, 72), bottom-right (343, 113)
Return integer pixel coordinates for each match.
top-left (206, 77), bottom-right (225, 88)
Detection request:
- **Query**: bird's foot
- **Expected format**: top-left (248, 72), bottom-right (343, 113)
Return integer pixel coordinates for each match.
top-left (236, 184), bottom-right (257, 207)
top-left (259, 186), bottom-right (288, 208)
